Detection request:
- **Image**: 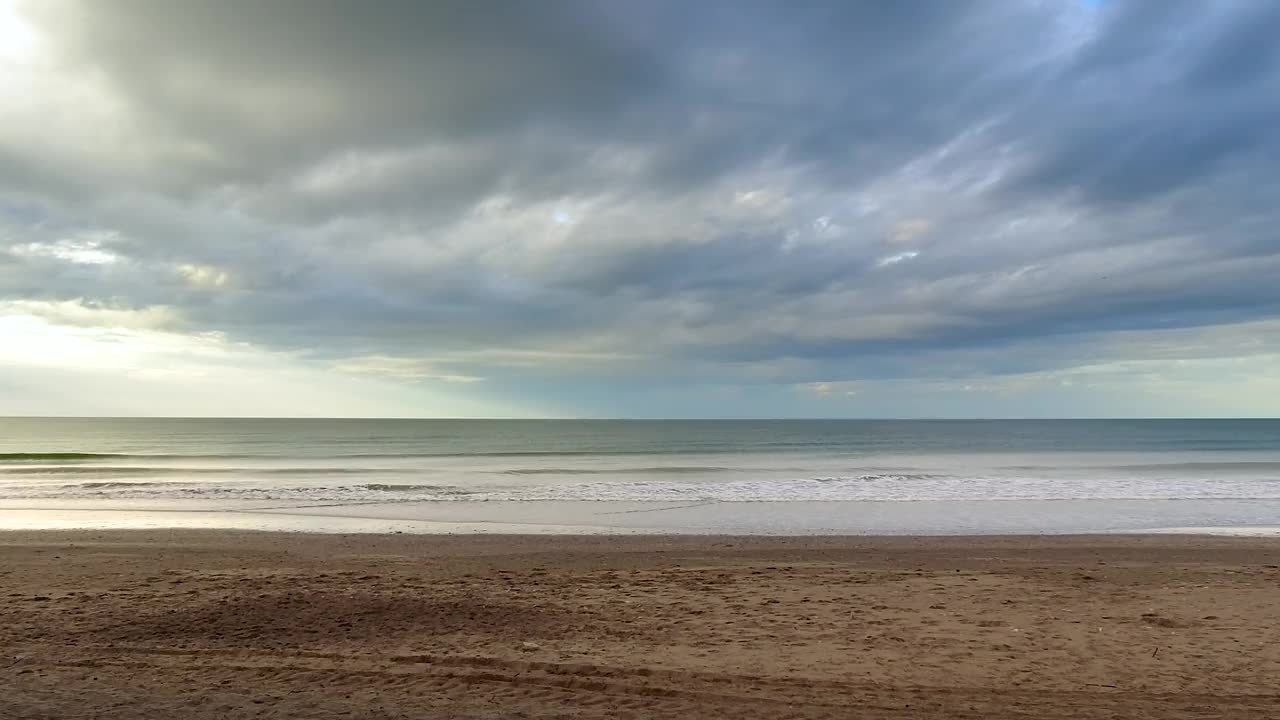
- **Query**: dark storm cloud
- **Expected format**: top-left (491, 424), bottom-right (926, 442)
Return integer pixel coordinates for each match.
top-left (15, 0), bottom-right (1065, 210)
top-left (1008, 0), bottom-right (1280, 204)
top-left (2, 0), bottom-right (1279, 394)
top-left (30, 0), bottom-right (666, 184)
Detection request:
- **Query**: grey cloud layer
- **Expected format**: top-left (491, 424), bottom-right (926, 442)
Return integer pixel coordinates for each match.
top-left (3, 0), bottom-right (1279, 391)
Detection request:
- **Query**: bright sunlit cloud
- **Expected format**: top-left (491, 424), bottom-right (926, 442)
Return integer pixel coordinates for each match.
top-left (876, 251), bottom-right (920, 268)
top-left (0, 1), bottom-right (39, 63)
top-left (0, 304), bottom-right (529, 417)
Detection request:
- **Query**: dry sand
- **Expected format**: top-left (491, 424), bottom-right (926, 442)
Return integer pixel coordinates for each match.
top-left (3, 531), bottom-right (1279, 719)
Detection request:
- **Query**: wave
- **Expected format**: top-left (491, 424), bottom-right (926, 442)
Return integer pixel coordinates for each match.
top-left (503, 466), bottom-right (731, 476)
top-left (0, 449), bottom-right (863, 463)
top-left (0, 452), bottom-right (149, 461)
top-left (72, 481), bottom-right (171, 489)
top-left (999, 461), bottom-right (1280, 473)
top-left (1105, 461), bottom-right (1280, 472)
top-left (333, 450), bottom-right (725, 459)
top-left (5, 470), bottom-right (1280, 504)
top-left (1, 466), bottom-right (234, 476)
top-left (2, 482), bottom-right (478, 500)
top-left (1, 466), bottom-right (414, 476)
top-left (330, 447), bottom-right (857, 458)
top-left (0, 452), bottom-right (260, 463)
top-left (814, 473), bottom-right (944, 482)
top-left (360, 484), bottom-right (477, 495)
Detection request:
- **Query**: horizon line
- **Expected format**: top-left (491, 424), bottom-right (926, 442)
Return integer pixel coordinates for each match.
top-left (2, 416), bottom-right (1277, 422)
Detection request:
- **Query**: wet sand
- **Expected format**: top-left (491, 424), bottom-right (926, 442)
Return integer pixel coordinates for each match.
top-left (3, 531), bottom-right (1279, 718)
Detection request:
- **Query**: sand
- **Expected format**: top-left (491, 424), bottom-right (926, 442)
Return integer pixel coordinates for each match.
top-left (3, 531), bottom-right (1279, 719)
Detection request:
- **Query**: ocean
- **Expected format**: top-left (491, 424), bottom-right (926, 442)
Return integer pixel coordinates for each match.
top-left (3, 418), bottom-right (1280, 534)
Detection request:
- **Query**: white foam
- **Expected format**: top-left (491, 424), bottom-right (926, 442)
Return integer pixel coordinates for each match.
top-left (6, 471), bottom-right (1280, 503)
top-left (1134, 526), bottom-right (1280, 537)
top-left (6, 448), bottom-right (1280, 504)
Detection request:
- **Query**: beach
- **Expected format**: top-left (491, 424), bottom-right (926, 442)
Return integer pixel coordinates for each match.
top-left (4, 531), bottom-right (1279, 718)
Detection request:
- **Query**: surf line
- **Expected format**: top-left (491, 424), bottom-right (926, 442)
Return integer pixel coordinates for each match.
top-left (593, 500), bottom-right (721, 516)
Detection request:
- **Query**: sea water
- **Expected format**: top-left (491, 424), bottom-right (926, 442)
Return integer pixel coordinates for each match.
top-left (2, 418), bottom-right (1279, 534)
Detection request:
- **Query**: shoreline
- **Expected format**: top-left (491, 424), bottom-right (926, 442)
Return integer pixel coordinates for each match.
top-left (7, 520), bottom-right (1280, 538)
top-left (4, 497), bottom-right (1280, 536)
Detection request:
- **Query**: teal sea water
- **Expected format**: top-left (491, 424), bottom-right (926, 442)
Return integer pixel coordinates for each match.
top-left (2, 418), bottom-right (1279, 534)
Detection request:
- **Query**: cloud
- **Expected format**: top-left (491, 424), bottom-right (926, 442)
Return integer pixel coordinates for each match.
top-left (888, 219), bottom-right (932, 245)
top-left (0, 303), bottom-right (525, 416)
top-left (1, 0), bottom-right (1279, 416)
top-left (177, 264), bottom-right (230, 288)
top-left (8, 234), bottom-right (119, 265)
top-left (0, 299), bottom-right (177, 330)
top-left (333, 355), bottom-right (484, 384)
top-left (800, 381), bottom-right (857, 399)
top-left (876, 251), bottom-right (920, 268)
top-left (805, 382), bottom-right (834, 397)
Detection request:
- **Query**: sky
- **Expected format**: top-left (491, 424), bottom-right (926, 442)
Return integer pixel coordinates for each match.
top-left (1, 0), bottom-right (1278, 418)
